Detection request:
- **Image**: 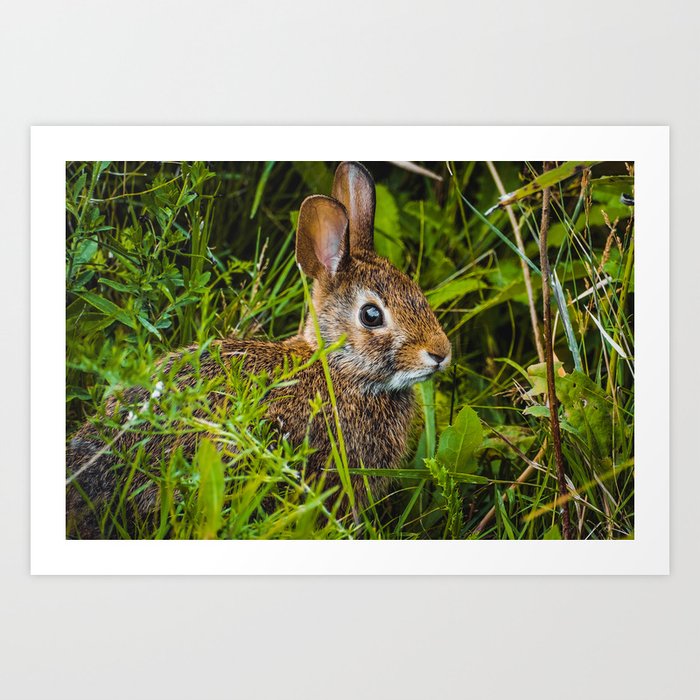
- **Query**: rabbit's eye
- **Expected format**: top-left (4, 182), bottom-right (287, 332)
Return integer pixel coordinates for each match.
top-left (359, 303), bottom-right (384, 329)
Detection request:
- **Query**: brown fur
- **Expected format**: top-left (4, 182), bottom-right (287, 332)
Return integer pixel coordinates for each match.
top-left (66, 163), bottom-right (451, 538)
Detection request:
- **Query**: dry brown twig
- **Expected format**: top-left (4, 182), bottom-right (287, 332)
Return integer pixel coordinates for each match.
top-left (389, 161), bottom-right (443, 181)
top-left (538, 162), bottom-right (572, 540)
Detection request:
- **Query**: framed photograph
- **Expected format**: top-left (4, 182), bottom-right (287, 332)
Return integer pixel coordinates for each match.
top-left (30, 126), bottom-right (669, 574)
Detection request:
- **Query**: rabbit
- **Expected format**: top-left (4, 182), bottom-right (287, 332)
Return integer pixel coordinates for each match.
top-left (66, 162), bottom-right (452, 538)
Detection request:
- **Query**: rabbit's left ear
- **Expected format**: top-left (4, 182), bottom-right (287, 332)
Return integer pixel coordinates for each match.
top-left (296, 195), bottom-right (350, 279)
top-left (332, 161), bottom-right (375, 255)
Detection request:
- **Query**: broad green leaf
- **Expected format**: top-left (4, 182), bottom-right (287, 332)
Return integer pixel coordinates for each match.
top-left (556, 370), bottom-right (620, 460)
top-left (78, 292), bottom-right (136, 329)
top-left (195, 438), bottom-right (225, 539)
top-left (523, 405), bottom-right (550, 418)
top-left (72, 238), bottom-right (98, 265)
top-left (525, 365), bottom-right (621, 460)
top-left (525, 361), bottom-right (564, 398)
top-left (436, 405), bottom-right (483, 474)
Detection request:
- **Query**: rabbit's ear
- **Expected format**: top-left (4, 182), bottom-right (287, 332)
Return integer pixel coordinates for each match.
top-left (332, 162), bottom-right (375, 255)
top-left (296, 195), bottom-right (350, 279)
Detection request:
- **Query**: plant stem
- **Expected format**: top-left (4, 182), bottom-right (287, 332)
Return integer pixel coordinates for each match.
top-left (538, 163), bottom-right (572, 540)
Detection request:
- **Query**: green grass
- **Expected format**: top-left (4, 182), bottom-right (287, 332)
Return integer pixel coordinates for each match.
top-left (65, 160), bottom-right (635, 540)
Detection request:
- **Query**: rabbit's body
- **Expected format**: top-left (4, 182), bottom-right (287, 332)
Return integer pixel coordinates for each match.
top-left (68, 334), bottom-right (414, 538)
top-left (67, 163), bottom-right (450, 538)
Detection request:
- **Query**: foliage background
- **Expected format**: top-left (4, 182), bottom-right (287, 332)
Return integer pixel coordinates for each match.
top-left (66, 160), bottom-right (634, 539)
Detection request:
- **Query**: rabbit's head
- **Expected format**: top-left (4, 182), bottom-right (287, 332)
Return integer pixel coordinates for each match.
top-left (296, 162), bottom-right (451, 393)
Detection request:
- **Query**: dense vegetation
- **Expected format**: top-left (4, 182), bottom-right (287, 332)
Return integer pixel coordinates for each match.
top-left (66, 160), bottom-right (634, 539)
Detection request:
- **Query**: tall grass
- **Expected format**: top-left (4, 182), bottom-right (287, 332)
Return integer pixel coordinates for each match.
top-left (65, 160), bottom-right (634, 539)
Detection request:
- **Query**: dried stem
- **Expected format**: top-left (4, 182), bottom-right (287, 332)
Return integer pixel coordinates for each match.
top-left (486, 161), bottom-right (545, 362)
top-left (538, 163), bottom-right (572, 540)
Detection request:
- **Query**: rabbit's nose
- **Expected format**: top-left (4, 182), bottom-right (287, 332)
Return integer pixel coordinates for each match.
top-left (424, 333), bottom-right (452, 368)
top-left (427, 351), bottom-right (446, 365)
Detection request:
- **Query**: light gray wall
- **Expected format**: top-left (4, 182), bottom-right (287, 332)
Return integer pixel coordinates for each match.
top-left (2, 2), bottom-right (696, 698)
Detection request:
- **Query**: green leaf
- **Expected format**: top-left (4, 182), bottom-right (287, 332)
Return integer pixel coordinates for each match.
top-left (72, 237), bottom-right (98, 266)
top-left (195, 438), bottom-right (225, 539)
top-left (488, 161), bottom-right (601, 212)
top-left (71, 269), bottom-right (95, 290)
top-left (453, 473), bottom-right (490, 485)
top-left (436, 405), bottom-right (483, 474)
top-left (98, 278), bottom-right (137, 294)
top-left (183, 161), bottom-right (216, 189)
top-left (72, 171), bottom-right (87, 204)
top-left (417, 380), bottom-right (436, 458)
top-left (178, 192), bottom-right (198, 207)
top-left (77, 292), bottom-right (136, 329)
top-left (412, 431), bottom-right (429, 469)
top-left (250, 161), bottom-right (275, 219)
top-left (374, 183), bottom-right (403, 266)
top-left (525, 361), bottom-right (564, 398)
top-left (137, 315), bottom-right (162, 339)
top-left (87, 317), bottom-right (120, 334)
top-left (589, 175), bottom-right (634, 199)
top-left (544, 524), bottom-right (562, 540)
top-left (292, 162), bottom-right (332, 194)
top-left (556, 371), bottom-right (620, 460)
top-left (427, 278), bottom-right (481, 308)
top-left (66, 386), bottom-right (92, 402)
top-left (523, 405), bottom-right (551, 418)
top-left (526, 365), bottom-right (621, 459)
top-left (404, 200), bottom-right (444, 230)
top-left (494, 487), bottom-right (516, 540)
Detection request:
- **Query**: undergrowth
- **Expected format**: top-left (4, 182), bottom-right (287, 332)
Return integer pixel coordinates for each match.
top-left (65, 160), bottom-right (635, 539)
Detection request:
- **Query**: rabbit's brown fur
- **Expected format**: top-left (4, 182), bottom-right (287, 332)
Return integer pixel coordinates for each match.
top-left (66, 162), bottom-right (451, 538)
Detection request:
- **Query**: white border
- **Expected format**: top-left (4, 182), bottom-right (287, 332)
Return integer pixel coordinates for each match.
top-left (30, 126), bottom-right (669, 575)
